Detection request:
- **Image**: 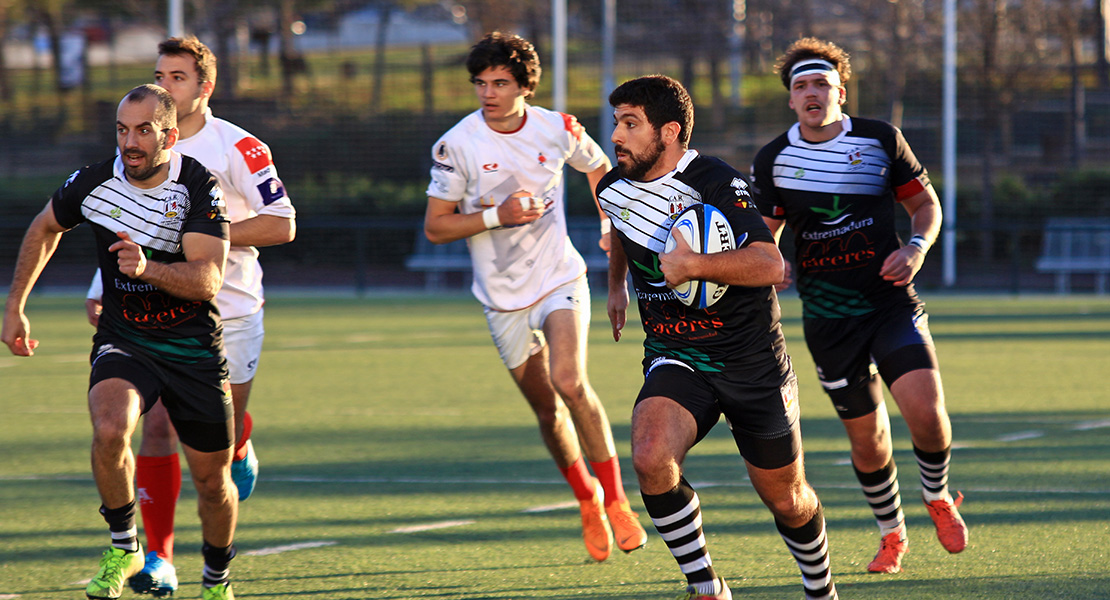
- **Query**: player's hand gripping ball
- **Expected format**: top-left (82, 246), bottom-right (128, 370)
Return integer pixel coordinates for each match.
top-left (664, 203), bottom-right (738, 309)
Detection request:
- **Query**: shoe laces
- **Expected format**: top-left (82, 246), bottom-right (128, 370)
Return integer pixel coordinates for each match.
top-left (95, 549), bottom-right (126, 581)
top-left (608, 504), bottom-right (639, 528)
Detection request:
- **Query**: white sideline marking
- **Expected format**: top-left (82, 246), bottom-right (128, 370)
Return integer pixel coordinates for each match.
top-left (997, 430), bottom-right (1045, 442)
top-left (345, 334), bottom-right (384, 343)
top-left (522, 501), bottom-right (578, 513)
top-left (72, 579), bottom-right (92, 585)
top-left (390, 520), bottom-right (475, 533)
top-left (243, 541), bottom-right (337, 556)
top-left (1074, 419), bottom-right (1110, 431)
top-left (0, 593), bottom-right (23, 598)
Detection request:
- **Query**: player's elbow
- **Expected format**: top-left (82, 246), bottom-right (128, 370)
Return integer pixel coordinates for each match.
top-left (424, 225), bottom-right (453, 245)
top-left (283, 218), bottom-right (297, 243)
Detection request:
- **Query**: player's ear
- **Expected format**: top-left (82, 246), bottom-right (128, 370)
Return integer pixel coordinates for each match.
top-left (662, 121), bottom-right (681, 146)
top-left (162, 127), bottom-right (179, 150)
top-left (838, 86), bottom-right (847, 105)
top-left (200, 80), bottom-right (215, 100)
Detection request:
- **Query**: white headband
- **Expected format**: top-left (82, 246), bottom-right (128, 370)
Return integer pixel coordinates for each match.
top-left (789, 59), bottom-right (841, 88)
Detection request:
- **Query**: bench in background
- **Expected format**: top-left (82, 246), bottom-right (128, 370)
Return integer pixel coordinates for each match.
top-left (405, 217), bottom-right (610, 292)
top-left (1035, 217), bottom-right (1110, 294)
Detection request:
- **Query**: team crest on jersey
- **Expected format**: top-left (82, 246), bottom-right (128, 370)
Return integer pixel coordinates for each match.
top-left (482, 163), bottom-right (499, 173)
top-left (620, 208), bottom-right (630, 221)
top-left (160, 189), bottom-right (189, 226)
top-left (110, 207), bottom-right (123, 219)
top-left (845, 147), bottom-right (866, 172)
top-left (794, 167), bottom-right (806, 179)
top-left (537, 152), bottom-right (547, 166)
top-left (667, 197), bottom-right (689, 221)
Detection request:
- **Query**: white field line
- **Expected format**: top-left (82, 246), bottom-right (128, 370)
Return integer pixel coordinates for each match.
top-left (389, 520), bottom-right (475, 534)
top-left (243, 540), bottom-right (338, 556)
top-left (521, 500), bottom-right (578, 513)
top-left (997, 430), bottom-right (1045, 442)
top-left (1074, 419), bottom-right (1110, 430)
top-left (0, 594), bottom-right (22, 599)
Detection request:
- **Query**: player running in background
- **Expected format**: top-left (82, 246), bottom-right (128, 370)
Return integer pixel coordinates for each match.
top-left (600, 75), bottom-right (838, 600)
top-left (423, 31), bottom-right (646, 562)
top-left (750, 37), bottom-right (968, 574)
top-left (85, 36), bottom-right (295, 596)
top-left (3, 84), bottom-right (238, 600)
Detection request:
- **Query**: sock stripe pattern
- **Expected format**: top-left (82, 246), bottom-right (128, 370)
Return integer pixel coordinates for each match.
top-left (914, 445), bottom-right (951, 499)
top-left (855, 461), bottom-right (905, 537)
top-left (202, 565), bottom-right (229, 588)
top-left (642, 478), bottom-right (716, 585)
top-left (776, 508), bottom-right (837, 600)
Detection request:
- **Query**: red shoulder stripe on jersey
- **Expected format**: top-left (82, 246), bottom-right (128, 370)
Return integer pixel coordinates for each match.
top-left (894, 176), bottom-right (927, 202)
top-left (234, 137), bottom-right (273, 174)
top-left (561, 112), bottom-right (583, 142)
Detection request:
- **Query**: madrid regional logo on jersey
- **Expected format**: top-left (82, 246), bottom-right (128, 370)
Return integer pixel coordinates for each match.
top-left (235, 137), bottom-right (273, 174)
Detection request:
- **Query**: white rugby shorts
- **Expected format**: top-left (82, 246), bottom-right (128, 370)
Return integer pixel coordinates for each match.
top-left (484, 277), bottom-right (590, 370)
top-left (222, 308), bottom-right (265, 385)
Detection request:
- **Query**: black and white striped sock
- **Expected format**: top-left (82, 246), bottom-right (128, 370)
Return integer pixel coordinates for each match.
top-left (914, 445), bottom-right (952, 503)
top-left (641, 477), bottom-right (719, 594)
top-left (99, 502), bottom-right (139, 553)
top-left (854, 459), bottom-right (906, 538)
top-left (201, 541), bottom-right (236, 588)
top-left (776, 505), bottom-right (837, 600)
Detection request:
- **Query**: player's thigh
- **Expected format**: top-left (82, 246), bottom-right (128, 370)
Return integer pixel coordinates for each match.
top-left (89, 342), bottom-right (162, 436)
top-left (222, 309), bottom-right (265, 388)
top-left (636, 360), bottom-right (721, 446)
top-left (803, 317), bottom-right (885, 419)
top-left (537, 277), bottom-right (591, 360)
top-left (158, 358), bottom-right (235, 454)
top-left (485, 304), bottom-right (543, 371)
top-left (711, 357), bottom-right (802, 470)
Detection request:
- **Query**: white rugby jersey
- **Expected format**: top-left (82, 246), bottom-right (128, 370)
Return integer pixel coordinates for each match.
top-left (178, 108), bottom-right (294, 319)
top-left (88, 109), bottom-right (295, 320)
top-left (426, 105), bottom-right (608, 311)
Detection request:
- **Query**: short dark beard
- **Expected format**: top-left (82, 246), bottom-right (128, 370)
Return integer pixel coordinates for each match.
top-left (615, 137), bottom-right (666, 181)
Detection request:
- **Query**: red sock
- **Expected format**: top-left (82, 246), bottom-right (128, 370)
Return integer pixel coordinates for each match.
top-left (135, 454), bottom-right (181, 561)
top-left (558, 456), bottom-right (596, 501)
top-left (590, 456), bottom-right (629, 507)
top-left (233, 411), bottom-right (253, 461)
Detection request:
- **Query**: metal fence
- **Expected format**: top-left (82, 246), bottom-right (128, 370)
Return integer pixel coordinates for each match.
top-left (3, 0), bottom-right (1110, 295)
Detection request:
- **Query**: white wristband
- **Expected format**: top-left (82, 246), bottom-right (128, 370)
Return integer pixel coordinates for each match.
top-left (908, 234), bottom-right (930, 253)
top-left (482, 207), bottom-right (501, 230)
top-left (600, 219), bottom-right (612, 236)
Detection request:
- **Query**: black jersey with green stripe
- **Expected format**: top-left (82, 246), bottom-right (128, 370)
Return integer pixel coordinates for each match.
top-left (597, 150), bottom-right (789, 376)
top-left (51, 152), bottom-right (230, 363)
top-left (750, 116), bottom-right (926, 318)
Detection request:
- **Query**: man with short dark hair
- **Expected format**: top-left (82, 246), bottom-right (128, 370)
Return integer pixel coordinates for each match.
top-left (423, 32), bottom-right (646, 562)
top-left (3, 84), bottom-right (238, 600)
top-left (84, 36), bottom-right (295, 596)
top-left (750, 37), bottom-right (968, 574)
top-left (600, 74), bottom-right (838, 600)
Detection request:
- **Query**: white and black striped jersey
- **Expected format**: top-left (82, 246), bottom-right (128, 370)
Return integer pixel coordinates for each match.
top-left (51, 152), bottom-right (230, 363)
top-left (750, 116), bottom-right (928, 319)
top-left (597, 150), bottom-right (788, 374)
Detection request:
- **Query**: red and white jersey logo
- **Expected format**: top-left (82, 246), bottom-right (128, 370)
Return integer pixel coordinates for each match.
top-left (234, 137), bottom-right (273, 174)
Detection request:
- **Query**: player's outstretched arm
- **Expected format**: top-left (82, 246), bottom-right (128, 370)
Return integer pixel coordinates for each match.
top-left (3, 202), bottom-right (68, 356)
top-left (110, 231), bottom-right (229, 301)
top-left (424, 193), bottom-right (541, 244)
top-left (607, 231), bottom-right (629, 342)
top-left (229, 214), bottom-right (296, 248)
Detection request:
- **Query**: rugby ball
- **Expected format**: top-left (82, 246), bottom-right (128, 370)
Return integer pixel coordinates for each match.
top-left (664, 203), bottom-right (738, 308)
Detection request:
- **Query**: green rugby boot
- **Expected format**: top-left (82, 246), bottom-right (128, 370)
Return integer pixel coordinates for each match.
top-left (86, 544), bottom-right (145, 599)
top-left (202, 582), bottom-right (235, 600)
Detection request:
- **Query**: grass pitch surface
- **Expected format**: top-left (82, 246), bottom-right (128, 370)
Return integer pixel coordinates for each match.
top-left (1, 293), bottom-right (1108, 599)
